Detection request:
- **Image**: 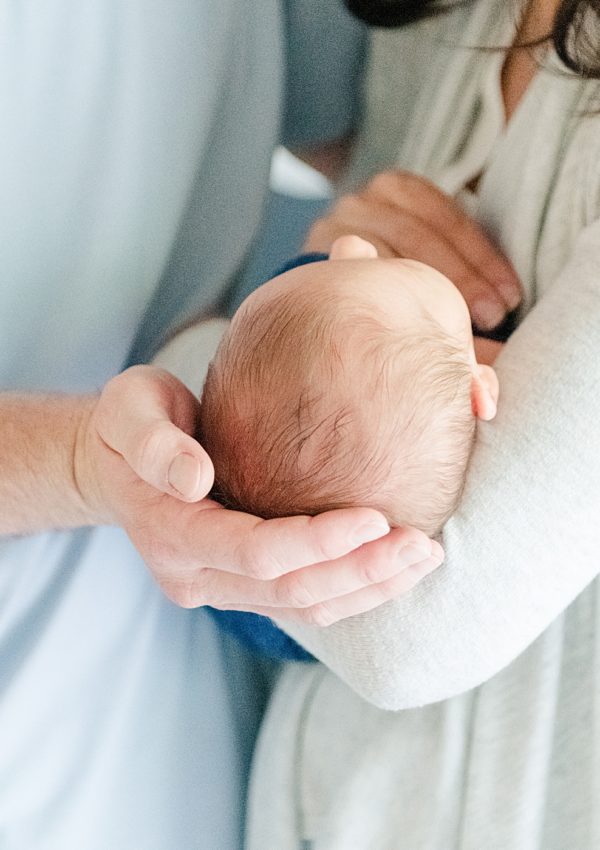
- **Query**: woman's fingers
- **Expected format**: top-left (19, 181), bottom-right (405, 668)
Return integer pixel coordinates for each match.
top-left (365, 171), bottom-right (521, 309)
top-left (305, 171), bottom-right (523, 329)
top-left (316, 195), bottom-right (509, 330)
top-left (305, 198), bottom-right (398, 258)
top-left (374, 201), bottom-right (511, 330)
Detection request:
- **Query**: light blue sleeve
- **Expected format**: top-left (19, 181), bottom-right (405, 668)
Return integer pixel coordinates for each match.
top-left (283, 0), bottom-right (367, 146)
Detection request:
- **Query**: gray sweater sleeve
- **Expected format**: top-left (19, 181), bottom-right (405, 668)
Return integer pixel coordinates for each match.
top-left (278, 217), bottom-right (600, 710)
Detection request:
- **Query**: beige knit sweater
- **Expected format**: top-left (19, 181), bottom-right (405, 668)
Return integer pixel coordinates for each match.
top-left (245, 1), bottom-right (600, 847)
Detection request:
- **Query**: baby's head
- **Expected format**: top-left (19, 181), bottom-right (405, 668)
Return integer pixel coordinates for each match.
top-left (199, 236), bottom-right (498, 536)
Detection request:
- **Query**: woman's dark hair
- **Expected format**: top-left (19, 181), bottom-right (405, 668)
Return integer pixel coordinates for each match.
top-left (344, 0), bottom-right (600, 78)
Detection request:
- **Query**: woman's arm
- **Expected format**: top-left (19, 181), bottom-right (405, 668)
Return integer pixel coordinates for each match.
top-left (278, 217), bottom-right (600, 709)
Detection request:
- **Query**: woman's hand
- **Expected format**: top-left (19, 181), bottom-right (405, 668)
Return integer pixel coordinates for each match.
top-left (75, 365), bottom-right (443, 626)
top-left (474, 336), bottom-right (505, 366)
top-left (305, 170), bottom-right (522, 331)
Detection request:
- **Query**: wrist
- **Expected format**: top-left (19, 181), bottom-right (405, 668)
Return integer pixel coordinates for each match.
top-left (72, 395), bottom-right (116, 526)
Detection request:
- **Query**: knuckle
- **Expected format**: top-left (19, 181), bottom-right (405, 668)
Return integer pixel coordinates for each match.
top-left (141, 533), bottom-right (179, 569)
top-left (102, 369), bottom-right (129, 398)
top-left (163, 569), bottom-right (213, 609)
top-left (302, 603), bottom-right (336, 628)
top-left (188, 569), bottom-right (215, 605)
top-left (104, 366), bottom-right (144, 400)
top-left (135, 420), bottom-right (171, 469)
top-left (161, 580), bottom-right (197, 609)
top-left (333, 193), bottom-right (362, 217)
top-left (400, 170), bottom-right (435, 194)
top-left (237, 543), bottom-right (277, 581)
top-left (306, 516), bottom-right (343, 564)
top-left (367, 170), bottom-right (397, 195)
top-left (310, 538), bottom-right (336, 566)
top-left (398, 170), bottom-right (424, 190)
top-left (357, 553), bottom-right (387, 586)
top-left (276, 574), bottom-right (314, 609)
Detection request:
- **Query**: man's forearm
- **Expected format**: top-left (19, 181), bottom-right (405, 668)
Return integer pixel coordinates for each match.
top-left (0, 393), bottom-right (100, 536)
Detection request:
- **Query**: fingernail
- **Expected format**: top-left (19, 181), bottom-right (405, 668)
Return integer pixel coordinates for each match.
top-left (398, 544), bottom-right (432, 563)
top-left (471, 297), bottom-right (507, 331)
top-left (168, 453), bottom-right (202, 500)
top-left (351, 520), bottom-right (390, 546)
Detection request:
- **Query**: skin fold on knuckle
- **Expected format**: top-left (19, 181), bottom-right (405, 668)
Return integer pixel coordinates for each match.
top-left (307, 516), bottom-right (348, 564)
top-left (333, 193), bottom-right (366, 221)
top-left (106, 366), bottom-right (150, 407)
top-left (138, 531), bottom-right (180, 572)
top-left (160, 579), bottom-right (197, 609)
top-left (134, 420), bottom-right (172, 477)
top-left (356, 549), bottom-right (391, 586)
top-left (237, 536), bottom-right (281, 582)
top-left (188, 569), bottom-right (219, 607)
top-left (164, 569), bottom-right (215, 609)
top-left (273, 573), bottom-right (315, 609)
top-left (301, 602), bottom-right (337, 628)
top-left (366, 170), bottom-right (402, 199)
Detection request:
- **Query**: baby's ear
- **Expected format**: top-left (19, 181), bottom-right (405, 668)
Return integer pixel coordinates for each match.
top-left (471, 365), bottom-right (499, 421)
top-left (330, 235), bottom-right (378, 260)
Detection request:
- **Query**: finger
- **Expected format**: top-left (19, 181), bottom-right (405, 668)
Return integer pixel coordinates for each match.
top-left (176, 502), bottom-right (402, 579)
top-left (96, 365), bottom-right (214, 501)
top-left (304, 196), bottom-right (398, 258)
top-left (305, 224), bottom-right (396, 259)
top-left (366, 171), bottom-right (521, 309)
top-left (361, 200), bottom-right (512, 331)
top-left (196, 526), bottom-right (440, 609)
top-left (227, 554), bottom-right (442, 627)
top-left (306, 194), bottom-right (512, 330)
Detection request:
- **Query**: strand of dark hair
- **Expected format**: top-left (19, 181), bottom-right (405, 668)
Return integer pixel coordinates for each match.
top-left (344, 0), bottom-right (600, 78)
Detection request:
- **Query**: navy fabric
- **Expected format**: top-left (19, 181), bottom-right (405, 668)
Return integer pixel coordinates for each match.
top-left (271, 252), bottom-right (329, 276)
top-left (206, 609), bottom-right (314, 662)
top-left (211, 252), bottom-right (330, 661)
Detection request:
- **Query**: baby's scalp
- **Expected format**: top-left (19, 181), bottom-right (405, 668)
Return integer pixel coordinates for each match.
top-left (199, 258), bottom-right (476, 536)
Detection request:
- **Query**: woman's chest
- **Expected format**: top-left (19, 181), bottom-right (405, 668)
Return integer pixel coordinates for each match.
top-left (352, 23), bottom-right (598, 313)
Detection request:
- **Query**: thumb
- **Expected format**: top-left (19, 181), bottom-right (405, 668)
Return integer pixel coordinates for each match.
top-left (96, 366), bottom-right (215, 501)
top-left (132, 419), bottom-right (215, 501)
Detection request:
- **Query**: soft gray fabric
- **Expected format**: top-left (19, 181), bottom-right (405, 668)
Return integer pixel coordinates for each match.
top-left (246, 1), bottom-right (600, 847)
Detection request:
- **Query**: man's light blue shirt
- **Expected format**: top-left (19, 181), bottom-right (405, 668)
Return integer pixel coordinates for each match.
top-left (0, 2), bottom-right (365, 847)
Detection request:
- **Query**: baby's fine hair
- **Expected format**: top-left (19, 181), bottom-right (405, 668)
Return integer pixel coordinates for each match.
top-left (199, 285), bottom-right (476, 536)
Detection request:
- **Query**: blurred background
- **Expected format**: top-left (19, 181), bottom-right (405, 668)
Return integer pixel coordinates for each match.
top-left (226, 147), bottom-right (333, 314)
